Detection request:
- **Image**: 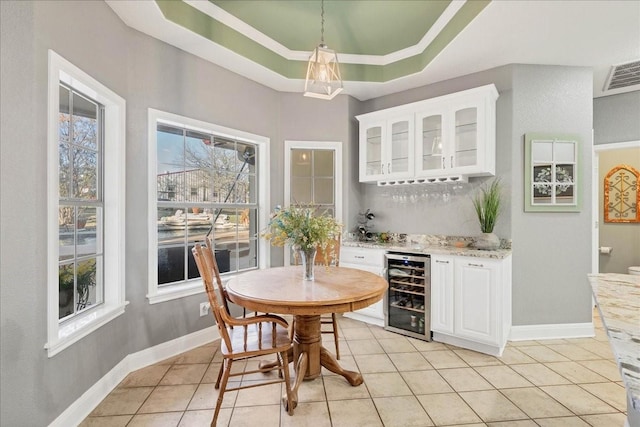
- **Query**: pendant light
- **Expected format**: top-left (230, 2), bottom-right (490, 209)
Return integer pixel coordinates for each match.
top-left (303, 0), bottom-right (343, 100)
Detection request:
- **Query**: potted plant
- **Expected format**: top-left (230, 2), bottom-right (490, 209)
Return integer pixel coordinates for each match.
top-left (262, 205), bottom-right (341, 280)
top-left (472, 178), bottom-right (502, 250)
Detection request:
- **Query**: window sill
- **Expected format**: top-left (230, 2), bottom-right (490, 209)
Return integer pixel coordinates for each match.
top-left (45, 301), bottom-right (129, 358)
top-left (147, 280), bottom-right (206, 305)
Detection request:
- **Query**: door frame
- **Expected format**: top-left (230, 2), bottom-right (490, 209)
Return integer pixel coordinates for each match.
top-left (591, 139), bottom-right (640, 274)
top-left (284, 140), bottom-right (343, 266)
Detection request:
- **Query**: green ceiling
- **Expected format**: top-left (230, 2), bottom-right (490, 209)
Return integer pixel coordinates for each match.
top-left (155, 0), bottom-right (491, 82)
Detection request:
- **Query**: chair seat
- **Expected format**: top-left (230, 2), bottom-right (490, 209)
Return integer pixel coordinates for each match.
top-left (221, 321), bottom-right (292, 357)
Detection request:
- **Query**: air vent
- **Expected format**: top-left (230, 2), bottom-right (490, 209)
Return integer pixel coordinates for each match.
top-left (604, 60), bottom-right (640, 91)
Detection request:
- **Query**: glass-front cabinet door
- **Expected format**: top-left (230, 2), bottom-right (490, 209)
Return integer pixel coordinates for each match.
top-left (415, 111), bottom-right (444, 175)
top-left (386, 116), bottom-right (414, 179)
top-left (454, 106), bottom-right (478, 169)
top-left (359, 121), bottom-right (385, 182)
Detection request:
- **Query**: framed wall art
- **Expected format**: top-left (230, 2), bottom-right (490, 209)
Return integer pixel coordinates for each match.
top-left (524, 133), bottom-right (581, 212)
top-left (604, 164), bottom-right (639, 223)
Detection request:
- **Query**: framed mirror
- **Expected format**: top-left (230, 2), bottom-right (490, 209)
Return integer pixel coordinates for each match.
top-left (524, 133), bottom-right (580, 212)
top-left (604, 164), bottom-right (640, 223)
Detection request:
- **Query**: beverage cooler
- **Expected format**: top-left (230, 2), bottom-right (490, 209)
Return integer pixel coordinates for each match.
top-left (384, 252), bottom-right (431, 341)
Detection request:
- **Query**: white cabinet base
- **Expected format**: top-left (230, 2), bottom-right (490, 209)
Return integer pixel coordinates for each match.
top-left (432, 331), bottom-right (506, 357)
top-left (344, 311), bottom-right (384, 327)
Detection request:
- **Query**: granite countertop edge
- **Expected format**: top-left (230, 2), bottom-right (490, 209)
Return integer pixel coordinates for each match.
top-left (342, 240), bottom-right (511, 260)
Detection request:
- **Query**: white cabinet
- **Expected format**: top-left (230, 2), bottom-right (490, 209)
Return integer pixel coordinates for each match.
top-left (359, 115), bottom-right (414, 183)
top-left (357, 84), bottom-right (498, 185)
top-left (340, 246), bottom-right (386, 326)
top-left (430, 255), bottom-right (454, 335)
top-left (431, 254), bottom-right (511, 357)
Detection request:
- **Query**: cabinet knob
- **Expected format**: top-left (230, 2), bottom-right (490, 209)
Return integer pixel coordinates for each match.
top-left (387, 163), bottom-right (391, 174)
top-left (436, 260), bottom-right (449, 264)
top-left (355, 255), bottom-right (365, 259)
top-left (450, 156), bottom-right (454, 168)
top-left (469, 263), bottom-right (484, 268)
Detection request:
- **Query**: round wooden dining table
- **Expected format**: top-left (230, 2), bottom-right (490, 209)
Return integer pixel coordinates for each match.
top-left (225, 265), bottom-right (387, 406)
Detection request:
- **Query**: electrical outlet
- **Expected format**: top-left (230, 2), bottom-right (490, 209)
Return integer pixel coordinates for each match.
top-left (199, 302), bottom-right (210, 317)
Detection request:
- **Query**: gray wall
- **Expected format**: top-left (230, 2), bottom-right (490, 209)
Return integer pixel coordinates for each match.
top-left (598, 147), bottom-right (640, 274)
top-left (0, 1), bottom-right (352, 425)
top-left (593, 91), bottom-right (640, 145)
top-left (510, 65), bottom-right (594, 325)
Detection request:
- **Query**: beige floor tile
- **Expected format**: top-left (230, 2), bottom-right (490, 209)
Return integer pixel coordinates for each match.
top-left (229, 404), bottom-right (281, 427)
top-left (508, 340), bottom-right (539, 347)
top-left (328, 398), bottom-right (383, 427)
top-left (501, 387), bottom-right (572, 418)
top-left (416, 392), bottom-right (482, 425)
top-left (347, 339), bottom-right (385, 355)
top-left (575, 341), bottom-right (615, 359)
top-left (388, 352), bottom-right (433, 372)
top-left (546, 344), bottom-right (601, 361)
top-left (534, 416), bottom-right (590, 426)
top-left (127, 412), bottom-right (183, 427)
top-left (79, 415), bottom-right (133, 427)
top-left (241, 359), bottom-right (282, 382)
top-left (234, 381), bottom-right (282, 407)
top-left (486, 421), bottom-right (538, 427)
top-left (138, 385), bottom-right (197, 413)
top-left (408, 339), bottom-right (449, 352)
top-left (159, 363), bottom-right (208, 385)
top-left (294, 377), bottom-right (326, 403)
top-left (579, 382), bottom-right (627, 411)
top-left (178, 409), bottom-right (220, 427)
top-left (323, 375), bottom-right (371, 400)
top-left (498, 347), bottom-right (536, 365)
top-left (545, 361), bottom-right (608, 384)
top-left (91, 387), bottom-right (154, 416)
top-left (362, 372), bottom-right (413, 397)
top-left (201, 362), bottom-right (222, 384)
top-left (369, 326), bottom-right (406, 340)
top-left (475, 365), bottom-right (533, 389)
top-left (340, 327), bottom-right (375, 340)
top-left (510, 363), bottom-right (571, 386)
top-left (576, 359), bottom-right (622, 381)
top-left (536, 339), bottom-right (570, 345)
top-left (517, 345), bottom-right (570, 363)
top-left (377, 337), bottom-right (419, 353)
top-left (452, 349), bottom-right (502, 367)
top-left (173, 345), bottom-right (215, 364)
top-left (119, 364), bottom-right (171, 388)
top-left (338, 317), bottom-right (370, 329)
top-left (421, 350), bottom-right (468, 369)
top-left (459, 390), bottom-right (527, 422)
top-left (280, 401), bottom-right (331, 427)
top-left (444, 424), bottom-right (486, 427)
top-left (354, 353), bottom-right (397, 373)
top-left (373, 395), bottom-right (433, 427)
top-left (438, 367), bottom-right (493, 392)
top-left (540, 384), bottom-right (617, 415)
top-left (580, 412), bottom-right (628, 426)
top-left (187, 382), bottom-right (239, 410)
top-left (400, 370), bottom-right (453, 395)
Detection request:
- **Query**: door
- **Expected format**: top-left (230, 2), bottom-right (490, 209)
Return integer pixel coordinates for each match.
top-left (385, 115), bottom-right (414, 179)
top-left (359, 121), bottom-right (386, 182)
top-left (284, 141), bottom-right (343, 266)
top-left (431, 255), bottom-right (454, 334)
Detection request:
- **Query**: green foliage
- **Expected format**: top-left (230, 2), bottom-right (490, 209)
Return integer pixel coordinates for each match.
top-left (261, 205), bottom-right (342, 252)
top-left (472, 179), bottom-right (502, 233)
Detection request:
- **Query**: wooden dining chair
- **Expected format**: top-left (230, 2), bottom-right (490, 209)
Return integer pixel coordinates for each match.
top-left (192, 244), bottom-right (294, 426)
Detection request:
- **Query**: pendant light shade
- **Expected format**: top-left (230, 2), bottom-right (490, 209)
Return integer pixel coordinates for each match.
top-left (303, 0), bottom-right (343, 100)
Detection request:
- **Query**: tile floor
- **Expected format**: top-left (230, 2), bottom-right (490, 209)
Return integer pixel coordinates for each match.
top-left (81, 312), bottom-right (627, 426)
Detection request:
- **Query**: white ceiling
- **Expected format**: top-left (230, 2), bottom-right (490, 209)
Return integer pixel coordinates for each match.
top-left (107, 0), bottom-right (640, 101)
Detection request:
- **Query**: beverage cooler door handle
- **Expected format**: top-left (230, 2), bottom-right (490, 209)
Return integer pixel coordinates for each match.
top-left (381, 267), bottom-right (387, 279)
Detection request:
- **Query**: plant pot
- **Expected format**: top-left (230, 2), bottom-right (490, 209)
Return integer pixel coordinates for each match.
top-left (475, 232), bottom-right (500, 250)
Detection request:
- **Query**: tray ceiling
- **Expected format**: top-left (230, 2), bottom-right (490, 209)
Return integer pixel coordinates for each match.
top-left (107, 0), bottom-right (640, 100)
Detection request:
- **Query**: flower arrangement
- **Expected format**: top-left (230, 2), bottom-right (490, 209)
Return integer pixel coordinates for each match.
top-left (472, 178), bottom-right (502, 233)
top-left (261, 204), bottom-right (342, 256)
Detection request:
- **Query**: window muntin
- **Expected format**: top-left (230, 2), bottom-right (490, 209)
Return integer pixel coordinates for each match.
top-left (58, 84), bottom-right (104, 321)
top-left (155, 123), bottom-right (259, 286)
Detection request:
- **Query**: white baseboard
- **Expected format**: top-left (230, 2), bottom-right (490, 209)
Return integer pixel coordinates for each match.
top-left (343, 312), bottom-right (384, 327)
top-left (509, 322), bottom-right (594, 341)
top-left (49, 326), bottom-right (219, 427)
top-left (432, 332), bottom-right (505, 357)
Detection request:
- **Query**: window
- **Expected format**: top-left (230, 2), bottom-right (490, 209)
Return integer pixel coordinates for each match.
top-left (46, 51), bottom-right (126, 357)
top-left (148, 110), bottom-right (270, 304)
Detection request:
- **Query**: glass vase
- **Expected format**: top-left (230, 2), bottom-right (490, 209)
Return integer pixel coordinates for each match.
top-left (298, 247), bottom-right (317, 281)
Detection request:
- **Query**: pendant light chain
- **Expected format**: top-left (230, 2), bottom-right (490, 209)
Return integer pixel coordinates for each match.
top-left (320, 0), bottom-right (325, 46)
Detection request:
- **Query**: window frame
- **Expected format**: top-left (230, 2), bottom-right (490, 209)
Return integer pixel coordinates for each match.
top-left (147, 109), bottom-right (270, 304)
top-left (46, 50), bottom-right (127, 358)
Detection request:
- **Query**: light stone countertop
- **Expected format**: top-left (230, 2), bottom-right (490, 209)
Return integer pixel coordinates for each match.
top-left (342, 240), bottom-right (512, 260)
top-left (588, 273), bottom-right (640, 418)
